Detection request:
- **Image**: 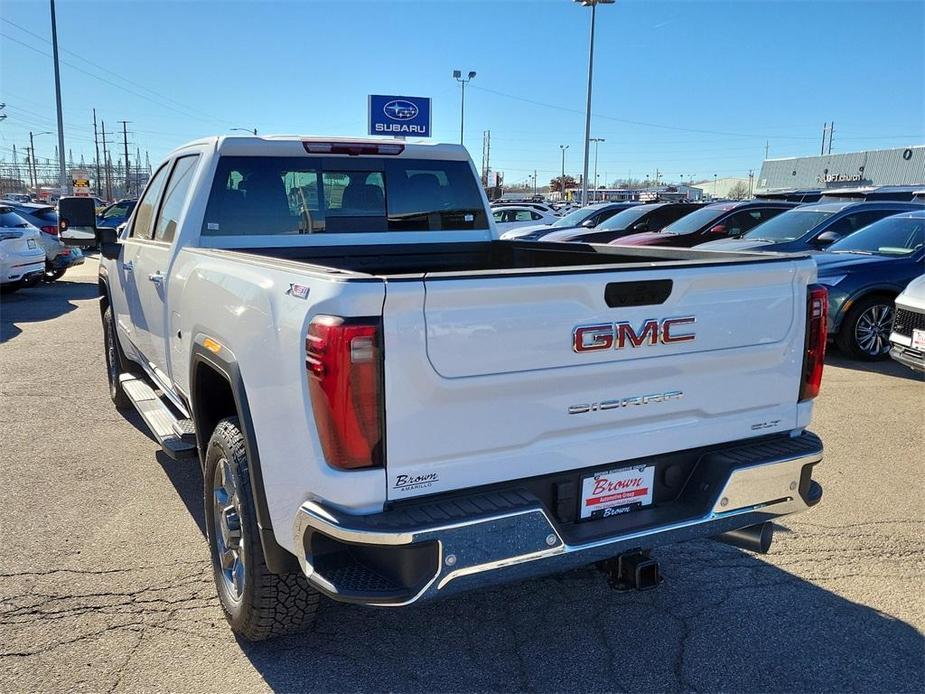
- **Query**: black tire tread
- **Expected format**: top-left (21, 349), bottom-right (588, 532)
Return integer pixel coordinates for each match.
top-left (206, 418), bottom-right (320, 641)
top-left (103, 306), bottom-right (132, 409)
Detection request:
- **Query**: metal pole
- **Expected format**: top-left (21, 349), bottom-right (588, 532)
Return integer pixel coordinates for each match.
top-left (533, 169), bottom-right (537, 197)
top-left (28, 132), bottom-right (37, 190)
top-left (120, 121), bottom-right (131, 196)
top-left (820, 122), bottom-right (827, 156)
top-left (560, 145), bottom-right (568, 200)
top-left (92, 111), bottom-right (102, 198)
top-left (827, 121), bottom-right (834, 155)
top-left (50, 0), bottom-right (67, 196)
top-left (580, 2), bottom-right (596, 207)
top-left (460, 80), bottom-right (465, 146)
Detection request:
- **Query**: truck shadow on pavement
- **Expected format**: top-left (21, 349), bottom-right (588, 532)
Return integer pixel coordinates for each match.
top-left (0, 280), bottom-right (99, 343)
top-left (231, 535), bottom-right (923, 693)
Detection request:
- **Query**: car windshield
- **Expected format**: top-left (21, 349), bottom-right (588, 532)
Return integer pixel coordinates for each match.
top-left (742, 209), bottom-right (834, 242)
top-left (596, 206), bottom-right (651, 231)
top-left (202, 156), bottom-right (488, 235)
top-left (828, 215), bottom-right (924, 256)
top-left (660, 206), bottom-right (729, 234)
top-left (551, 207), bottom-right (597, 228)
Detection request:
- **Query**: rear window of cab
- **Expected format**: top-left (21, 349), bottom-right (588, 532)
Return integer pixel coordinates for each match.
top-left (201, 156), bottom-right (488, 235)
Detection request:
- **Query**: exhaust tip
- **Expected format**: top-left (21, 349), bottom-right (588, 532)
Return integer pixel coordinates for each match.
top-left (715, 522), bottom-right (774, 554)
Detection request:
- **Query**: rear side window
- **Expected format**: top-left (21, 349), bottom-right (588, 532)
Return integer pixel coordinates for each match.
top-left (130, 165), bottom-right (170, 240)
top-left (201, 156), bottom-right (488, 235)
top-left (153, 155), bottom-right (200, 243)
top-left (825, 210), bottom-right (896, 236)
top-left (0, 210), bottom-right (29, 228)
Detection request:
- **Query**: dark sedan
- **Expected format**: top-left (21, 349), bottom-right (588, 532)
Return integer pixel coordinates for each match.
top-left (612, 201), bottom-right (796, 248)
top-left (540, 202), bottom-right (703, 244)
top-left (699, 201), bottom-right (923, 253)
top-left (816, 210), bottom-right (925, 360)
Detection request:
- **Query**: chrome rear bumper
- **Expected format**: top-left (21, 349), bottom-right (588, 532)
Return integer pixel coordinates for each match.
top-left (293, 432), bottom-right (823, 606)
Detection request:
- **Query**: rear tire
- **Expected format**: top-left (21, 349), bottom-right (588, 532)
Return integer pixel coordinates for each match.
top-left (44, 263), bottom-right (66, 282)
top-left (102, 306), bottom-right (132, 409)
top-left (204, 418), bottom-right (320, 641)
top-left (836, 295), bottom-right (895, 361)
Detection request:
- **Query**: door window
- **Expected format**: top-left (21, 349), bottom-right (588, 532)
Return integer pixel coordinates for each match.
top-left (130, 164), bottom-right (170, 240)
top-left (153, 155), bottom-right (200, 243)
top-left (824, 210), bottom-right (895, 237)
top-left (720, 208), bottom-right (782, 237)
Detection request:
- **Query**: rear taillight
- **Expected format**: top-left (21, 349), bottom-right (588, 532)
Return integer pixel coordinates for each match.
top-left (41, 225), bottom-right (58, 236)
top-left (306, 316), bottom-right (383, 469)
top-left (800, 284), bottom-right (828, 402)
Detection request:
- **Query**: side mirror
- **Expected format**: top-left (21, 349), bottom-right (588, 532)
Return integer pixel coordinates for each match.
top-left (814, 230), bottom-right (842, 246)
top-left (708, 224), bottom-right (727, 235)
top-left (97, 227), bottom-right (121, 260)
top-left (58, 196), bottom-right (98, 247)
top-left (580, 218), bottom-right (597, 228)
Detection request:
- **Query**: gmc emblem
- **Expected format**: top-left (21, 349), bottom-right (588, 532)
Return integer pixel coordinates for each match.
top-left (573, 317), bottom-right (696, 352)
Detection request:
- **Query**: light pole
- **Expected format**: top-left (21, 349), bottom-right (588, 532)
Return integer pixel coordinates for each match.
top-left (230, 127), bottom-right (257, 135)
top-left (49, 0), bottom-right (67, 195)
top-left (590, 137), bottom-right (605, 202)
top-left (29, 131), bottom-right (52, 190)
top-left (713, 173), bottom-right (717, 197)
top-left (560, 144), bottom-right (569, 201)
top-left (453, 70), bottom-right (476, 146)
top-left (574, 0), bottom-right (614, 207)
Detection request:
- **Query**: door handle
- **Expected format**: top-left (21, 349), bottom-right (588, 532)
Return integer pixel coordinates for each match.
top-left (123, 260), bottom-right (134, 272)
top-left (148, 271), bottom-right (165, 285)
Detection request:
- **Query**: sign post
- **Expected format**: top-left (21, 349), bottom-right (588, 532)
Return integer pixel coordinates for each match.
top-left (368, 95), bottom-right (431, 138)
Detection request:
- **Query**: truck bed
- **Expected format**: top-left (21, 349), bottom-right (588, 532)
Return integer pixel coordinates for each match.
top-left (243, 240), bottom-right (801, 278)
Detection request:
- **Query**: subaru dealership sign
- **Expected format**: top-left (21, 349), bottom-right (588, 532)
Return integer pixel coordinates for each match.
top-left (368, 95), bottom-right (431, 137)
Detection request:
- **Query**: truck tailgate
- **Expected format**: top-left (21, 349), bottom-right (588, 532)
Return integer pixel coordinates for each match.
top-left (381, 259), bottom-right (814, 500)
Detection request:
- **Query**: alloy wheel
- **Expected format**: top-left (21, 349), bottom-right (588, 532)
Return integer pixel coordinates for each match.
top-left (854, 304), bottom-right (894, 357)
top-left (212, 457), bottom-right (245, 602)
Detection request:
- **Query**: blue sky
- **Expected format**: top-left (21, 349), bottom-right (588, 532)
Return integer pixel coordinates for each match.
top-left (1, 0), bottom-right (923, 187)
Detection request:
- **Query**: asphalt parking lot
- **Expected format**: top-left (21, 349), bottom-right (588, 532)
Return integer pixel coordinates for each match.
top-left (1, 258), bottom-right (923, 693)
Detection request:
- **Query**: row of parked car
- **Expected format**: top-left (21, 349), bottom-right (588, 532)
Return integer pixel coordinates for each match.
top-left (495, 197), bottom-right (925, 365)
top-left (0, 197), bottom-right (137, 294)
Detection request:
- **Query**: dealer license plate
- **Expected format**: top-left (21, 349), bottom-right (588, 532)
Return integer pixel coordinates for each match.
top-left (913, 328), bottom-right (925, 352)
top-left (580, 464), bottom-right (655, 521)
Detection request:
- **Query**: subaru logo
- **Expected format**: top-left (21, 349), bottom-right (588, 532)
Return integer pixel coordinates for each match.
top-left (383, 99), bottom-right (418, 121)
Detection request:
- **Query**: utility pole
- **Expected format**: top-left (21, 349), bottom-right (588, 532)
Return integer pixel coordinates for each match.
top-left (92, 109), bottom-right (102, 197)
top-left (827, 121), bottom-right (834, 155)
top-left (765, 140), bottom-right (769, 160)
top-left (820, 122), bottom-right (828, 156)
top-left (484, 130), bottom-right (491, 188)
top-left (50, 0), bottom-right (67, 195)
top-left (101, 120), bottom-right (112, 200)
top-left (533, 168), bottom-right (537, 197)
top-left (590, 137), bottom-right (605, 203)
top-left (748, 169), bottom-right (755, 198)
top-left (119, 121), bottom-right (131, 196)
top-left (560, 144), bottom-right (569, 201)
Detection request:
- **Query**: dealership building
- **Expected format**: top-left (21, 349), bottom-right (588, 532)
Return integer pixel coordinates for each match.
top-left (756, 145), bottom-right (925, 193)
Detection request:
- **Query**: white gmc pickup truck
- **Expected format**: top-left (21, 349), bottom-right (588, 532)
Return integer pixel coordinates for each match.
top-left (60, 136), bottom-right (827, 641)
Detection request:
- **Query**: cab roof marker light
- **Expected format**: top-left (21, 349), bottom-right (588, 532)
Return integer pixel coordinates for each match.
top-left (302, 142), bottom-right (404, 156)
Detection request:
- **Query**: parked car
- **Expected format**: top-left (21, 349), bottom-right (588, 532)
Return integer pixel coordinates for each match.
top-left (4, 201), bottom-right (85, 281)
top-left (500, 202), bottom-right (638, 241)
top-left (2, 193), bottom-right (33, 204)
top-left (614, 201), bottom-right (796, 248)
top-left (491, 205), bottom-right (559, 233)
top-left (815, 210), bottom-right (925, 359)
top-left (59, 135), bottom-right (826, 641)
top-left (698, 201), bottom-right (923, 253)
top-left (97, 198), bottom-right (137, 229)
top-left (542, 202), bottom-right (703, 244)
top-left (890, 274), bottom-right (925, 372)
top-left (0, 206), bottom-right (45, 293)
top-left (490, 200), bottom-right (559, 216)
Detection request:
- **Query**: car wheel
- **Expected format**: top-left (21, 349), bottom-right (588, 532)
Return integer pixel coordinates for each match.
top-left (44, 263), bottom-right (66, 283)
top-left (204, 418), bottom-right (320, 641)
top-left (102, 306), bottom-right (132, 408)
top-left (836, 295), bottom-right (895, 361)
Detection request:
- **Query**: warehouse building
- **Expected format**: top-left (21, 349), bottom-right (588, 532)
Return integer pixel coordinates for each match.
top-left (756, 145), bottom-right (925, 193)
